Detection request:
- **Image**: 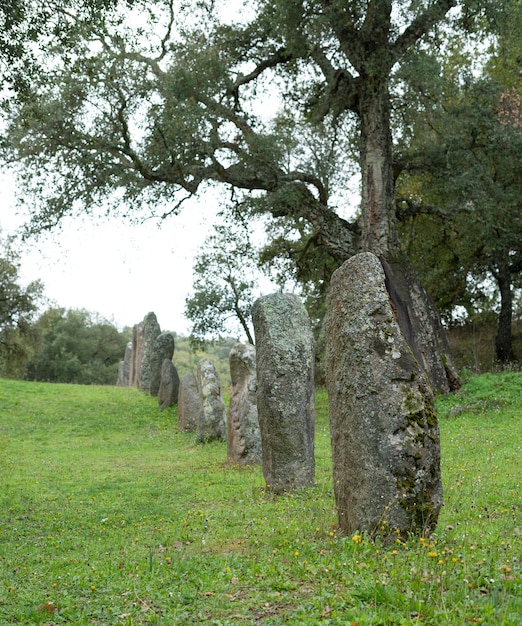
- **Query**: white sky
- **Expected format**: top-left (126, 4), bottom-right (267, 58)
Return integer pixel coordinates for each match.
top-left (0, 172), bottom-right (219, 334)
top-left (0, 0), bottom-right (263, 337)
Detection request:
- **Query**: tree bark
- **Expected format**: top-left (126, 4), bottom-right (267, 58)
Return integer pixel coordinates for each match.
top-left (354, 74), bottom-right (459, 392)
top-left (381, 254), bottom-right (461, 392)
top-left (359, 81), bottom-right (398, 256)
top-left (494, 259), bottom-right (516, 363)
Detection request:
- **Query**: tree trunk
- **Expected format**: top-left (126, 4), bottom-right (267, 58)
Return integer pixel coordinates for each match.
top-left (359, 81), bottom-right (398, 256)
top-left (358, 80), bottom-right (460, 392)
top-left (381, 254), bottom-right (461, 392)
top-left (494, 259), bottom-right (515, 363)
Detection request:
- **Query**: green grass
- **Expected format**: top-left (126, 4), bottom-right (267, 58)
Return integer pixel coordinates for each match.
top-left (0, 375), bottom-right (520, 625)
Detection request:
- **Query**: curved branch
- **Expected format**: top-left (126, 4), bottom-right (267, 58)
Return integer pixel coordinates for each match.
top-left (269, 181), bottom-right (360, 261)
top-left (391, 0), bottom-right (457, 64)
top-left (229, 47), bottom-right (292, 98)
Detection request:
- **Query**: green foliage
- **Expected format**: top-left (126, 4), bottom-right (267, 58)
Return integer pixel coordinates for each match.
top-left (0, 375), bottom-right (521, 624)
top-left (172, 334), bottom-right (236, 388)
top-left (0, 237), bottom-right (44, 379)
top-left (396, 13), bottom-right (522, 360)
top-left (3, 0), bottom-right (521, 384)
top-left (0, 1), bottom-right (127, 96)
top-left (26, 307), bottom-right (129, 384)
top-left (185, 222), bottom-right (258, 347)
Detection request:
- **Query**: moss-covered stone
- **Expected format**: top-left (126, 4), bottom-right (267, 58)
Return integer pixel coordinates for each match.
top-left (325, 253), bottom-right (443, 541)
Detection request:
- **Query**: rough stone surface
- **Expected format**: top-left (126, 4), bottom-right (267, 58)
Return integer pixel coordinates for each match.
top-left (158, 359), bottom-right (180, 409)
top-left (324, 252), bottom-right (443, 539)
top-left (178, 371), bottom-right (199, 432)
top-left (129, 323), bottom-right (143, 387)
top-left (227, 342), bottom-right (261, 465)
top-left (149, 332), bottom-right (175, 396)
top-left (196, 358), bottom-right (226, 442)
top-left (251, 293), bottom-right (315, 493)
top-left (138, 312), bottom-right (161, 392)
top-left (381, 255), bottom-right (460, 393)
top-left (117, 341), bottom-right (132, 386)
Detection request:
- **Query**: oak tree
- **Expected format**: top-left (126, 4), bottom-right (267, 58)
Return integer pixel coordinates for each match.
top-left (4, 0), bottom-right (510, 390)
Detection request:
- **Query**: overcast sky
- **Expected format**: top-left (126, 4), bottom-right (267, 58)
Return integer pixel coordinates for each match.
top-left (1, 172), bottom-right (221, 335)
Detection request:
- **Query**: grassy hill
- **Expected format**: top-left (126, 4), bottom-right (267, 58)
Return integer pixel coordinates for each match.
top-left (0, 374), bottom-right (520, 624)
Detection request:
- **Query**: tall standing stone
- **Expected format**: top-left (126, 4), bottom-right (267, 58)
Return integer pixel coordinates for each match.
top-left (138, 312), bottom-right (161, 392)
top-left (251, 293), bottom-right (315, 493)
top-left (129, 322), bottom-right (143, 387)
top-left (117, 341), bottom-right (132, 386)
top-left (149, 332), bottom-right (175, 396)
top-left (325, 252), bottom-right (443, 540)
top-left (178, 371), bottom-right (199, 432)
top-left (158, 359), bottom-right (180, 409)
top-left (227, 342), bottom-right (261, 465)
top-left (196, 358), bottom-right (226, 443)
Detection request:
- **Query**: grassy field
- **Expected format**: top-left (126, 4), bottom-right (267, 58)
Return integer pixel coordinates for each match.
top-left (0, 373), bottom-right (520, 625)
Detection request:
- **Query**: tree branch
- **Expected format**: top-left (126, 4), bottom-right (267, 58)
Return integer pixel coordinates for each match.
top-left (229, 47), bottom-right (292, 100)
top-left (392, 0), bottom-right (457, 64)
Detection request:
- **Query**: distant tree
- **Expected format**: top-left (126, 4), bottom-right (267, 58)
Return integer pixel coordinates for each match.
top-left (185, 222), bottom-right (259, 346)
top-left (26, 307), bottom-right (129, 384)
top-left (0, 237), bottom-right (44, 378)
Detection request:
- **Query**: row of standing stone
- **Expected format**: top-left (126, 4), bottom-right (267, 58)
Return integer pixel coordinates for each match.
top-left (117, 253), bottom-right (442, 541)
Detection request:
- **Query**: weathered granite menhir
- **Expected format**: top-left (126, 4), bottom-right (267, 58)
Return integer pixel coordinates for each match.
top-left (196, 358), bottom-right (226, 442)
top-left (116, 341), bottom-right (132, 387)
top-left (149, 331), bottom-right (175, 397)
top-left (325, 252), bottom-right (442, 540)
top-left (252, 293), bottom-right (315, 493)
top-left (177, 370), bottom-right (199, 432)
top-left (227, 342), bottom-right (261, 465)
top-left (137, 312), bottom-right (162, 392)
top-left (126, 312), bottom-right (161, 391)
top-left (158, 358), bottom-right (180, 410)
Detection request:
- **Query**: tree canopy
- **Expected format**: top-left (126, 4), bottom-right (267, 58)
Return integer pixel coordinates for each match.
top-left (26, 307), bottom-right (129, 384)
top-left (0, 236), bottom-right (44, 378)
top-left (395, 4), bottom-right (522, 362)
top-left (3, 0), bottom-right (518, 389)
top-left (185, 221), bottom-right (259, 346)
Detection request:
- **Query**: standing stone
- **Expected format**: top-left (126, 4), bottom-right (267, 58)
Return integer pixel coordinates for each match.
top-left (158, 359), bottom-right (180, 409)
top-left (117, 341), bottom-right (132, 386)
top-left (251, 293), bottom-right (315, 493)
top-left (129, 322), bottom-right (143, 387)
top-left (324, 252), bottom-right (443, 540)
top-left (178, 371), bottom-right (199, 432)
top-left (138, 312), bottom-right (161, 392)
top-left (149, 332), bottom-right (175, 396)
top-left (123, 341), bottom-right (132, 385)
top-left (227, 343), bottom-right (261, 465)
top-left (196, 358), bottom-right (226, 442)
top-left (117, 361), bottom-right (125, 386)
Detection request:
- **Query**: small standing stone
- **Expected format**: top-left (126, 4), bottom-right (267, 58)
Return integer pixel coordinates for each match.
top-left (129, 323), bottom-right (143, 387)
top-left (227, 342), bottom-right (261, 465)
top-left (196, 358), bottom-right (226, 443)
top-left (149, 332), bottom-right (175, 396)
top-left (324, 252), bottom-right (443, 540)
top-left (251, 293), bottom-right (315, 493)
top-left (138, 312), bottom-right (161, 392)
top-left (178, 371), bottom-right (199, 432)
top-left (158, 359), bottom-right (180, 410)
top-left (117, 341), bottom-right (132, 386)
